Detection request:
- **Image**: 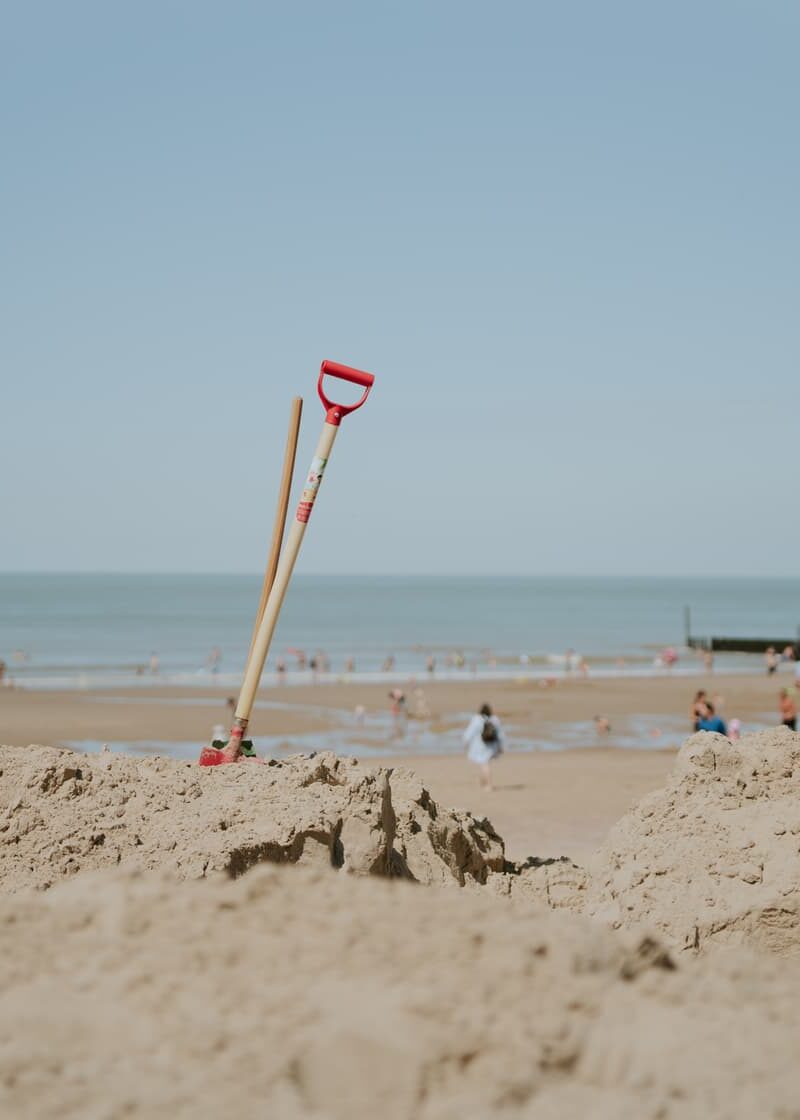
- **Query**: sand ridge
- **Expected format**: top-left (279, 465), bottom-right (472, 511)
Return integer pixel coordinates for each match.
top-left (0, 743), bottom-right (562, 895)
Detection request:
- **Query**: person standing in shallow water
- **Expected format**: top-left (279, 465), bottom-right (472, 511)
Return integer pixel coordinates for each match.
top-left (463, 703), bottom-right (505, 791)
top-left (388, 688), bottom-right (407, 738)
top-left (697, 702), bottom-right (727, 736)
top-left (690, 690), bottom-right (709, 731)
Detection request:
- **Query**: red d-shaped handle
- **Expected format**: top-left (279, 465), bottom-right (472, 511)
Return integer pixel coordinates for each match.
top-left (318, 360), bottom-right (375, 425)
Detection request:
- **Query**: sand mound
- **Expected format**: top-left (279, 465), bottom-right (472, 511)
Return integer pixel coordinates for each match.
top-left (2, 863), bottom-right (800, 1119)
top-left (0, 744), bottom-right (518, 893)
top-left (587, 727), bottom-right (800, 955)
top-left (5, 736), bottom-right (800, 1115)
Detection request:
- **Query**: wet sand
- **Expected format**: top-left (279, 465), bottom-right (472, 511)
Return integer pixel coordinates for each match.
top-left (0, 670), bottom-right (783, 743)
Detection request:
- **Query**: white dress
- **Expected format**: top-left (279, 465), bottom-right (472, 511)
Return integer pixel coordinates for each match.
top-left (464, 714), bottom-right (505, 765)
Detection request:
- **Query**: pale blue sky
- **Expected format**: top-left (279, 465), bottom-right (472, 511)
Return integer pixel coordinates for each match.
top-left (2, 1), bottom-right (798, 575)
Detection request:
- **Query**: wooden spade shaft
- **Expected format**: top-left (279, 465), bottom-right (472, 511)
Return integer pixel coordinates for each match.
top-left (235, 417), bottom-right (339, 724)
top-left (246, 396), bottom-right (303, 667)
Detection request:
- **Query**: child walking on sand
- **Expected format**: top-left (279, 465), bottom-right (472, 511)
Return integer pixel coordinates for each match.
top-left (464, 703), bottom-right (505, 791)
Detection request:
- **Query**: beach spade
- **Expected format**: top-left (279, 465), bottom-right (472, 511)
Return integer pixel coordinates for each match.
top-left (199, 360), bottom-right (375, 765)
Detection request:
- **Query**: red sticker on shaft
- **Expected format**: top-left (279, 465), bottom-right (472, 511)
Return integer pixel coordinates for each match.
top-left (296, 456), bottom-right (328, 523)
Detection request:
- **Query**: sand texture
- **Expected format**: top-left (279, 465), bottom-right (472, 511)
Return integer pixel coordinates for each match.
top-left (0, 745), bottom-right (526, 893)
top-left (587, 728), bottom-right (800, 955)
top-left (2, 730), bottom-right (800, 1117)
top-left (2, 863), bottom-right (800, 1120)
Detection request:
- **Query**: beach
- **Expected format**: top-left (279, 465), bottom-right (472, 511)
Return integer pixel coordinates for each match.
top-left (4, 662), bottom-right (800, 1117)
top-left (3, 647), bottom-right (800, 1120)
top-left (4, 2), bottom-right (798, 1110)
top-left (3, 723), bottom-right (800, 1118)
top-left (1, 669), bottom-right (787, 862)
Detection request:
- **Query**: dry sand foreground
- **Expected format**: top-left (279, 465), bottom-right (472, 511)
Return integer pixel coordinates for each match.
top-left (2, 728), bottom-right (800, 1118)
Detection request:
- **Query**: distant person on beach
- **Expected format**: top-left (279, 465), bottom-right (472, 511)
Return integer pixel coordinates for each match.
top-left (382, 655), bottom-right (395, 673)
top-left (149, 652), bottom-right (159, 675)
top-left (690, 690), bottom-right (708, 731)
top-left (779, 689), bottom-right (797, 731)
top-left (0, 659), bottom-right (5, 685)
top-left (411, 688), bottom-right (430, 719)
top-left (276, 657), bottom-right (287, 683)
top-left (388, 688), bottom-right (407, 737)
top-left (697, 703), bottom-right (727, 735)
top-left (345, 657), bottom-right (355, 674)
top-left (464, 703), bottom-right (505, 791)
top-left (765, 647), bottom-right (779, 676)
top-left (207, 647), bottom-right (222, 676)
top-left (594, 715), bottom-right (611, 736)
top-left (426, 655), bottom-right (436, 676)
top-left (703, 649), bottom-right (714, 673)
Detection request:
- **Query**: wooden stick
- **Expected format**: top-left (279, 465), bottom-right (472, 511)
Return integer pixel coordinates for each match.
top-left (245, 396), bottom-right (303, 669)
top-left (235, 417), bottom-right (339, 725)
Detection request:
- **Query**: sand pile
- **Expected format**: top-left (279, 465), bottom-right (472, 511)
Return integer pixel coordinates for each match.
top-left (4, 734), bottom-right (800, 1115)
top-left (389, 765), bottom-right (590, 908)
top-left (587, 727), bottom-right (800, 955)
top-left (3, 862), bottom-right (800, 1120)
top-left (0, 745), bottom-right (524, 893)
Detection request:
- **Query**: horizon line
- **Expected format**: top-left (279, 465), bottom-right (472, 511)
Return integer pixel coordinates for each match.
top-left (0, 570), bottom-right (797, 581)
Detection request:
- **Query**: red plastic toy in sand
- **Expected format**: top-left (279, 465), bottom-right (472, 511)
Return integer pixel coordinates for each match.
top-left (199, 746), bottom-right (230, 767)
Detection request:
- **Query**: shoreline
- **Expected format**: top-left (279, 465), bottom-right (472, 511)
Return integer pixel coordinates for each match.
top-left (3, 657), bottom-right (790, 694)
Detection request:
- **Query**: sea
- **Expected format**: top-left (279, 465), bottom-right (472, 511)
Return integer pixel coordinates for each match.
top-left (1, 573), bottom-right (798, 692)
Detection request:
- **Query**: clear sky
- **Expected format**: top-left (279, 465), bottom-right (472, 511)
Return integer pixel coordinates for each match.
top-left (2, 1), bottom-right (798, 576)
